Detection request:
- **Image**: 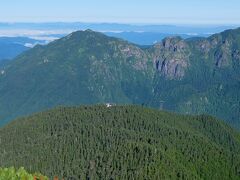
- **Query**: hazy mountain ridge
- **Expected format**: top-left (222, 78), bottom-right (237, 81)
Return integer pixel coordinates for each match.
top-left (0, 37), bottom-right (47, 61)
top-left (0, 23), bottom-right (235, 34)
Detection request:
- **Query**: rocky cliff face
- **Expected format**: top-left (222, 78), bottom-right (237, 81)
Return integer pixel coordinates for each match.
top-left (149, 37), bottom-right (191, 79)
top-left (148, 28), bottom-right (240, 79)
top-left (194, 28), bottom-right (240, 69)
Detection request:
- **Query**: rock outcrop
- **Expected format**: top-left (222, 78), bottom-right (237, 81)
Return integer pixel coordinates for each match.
top-left (150, 37), bottom-right (190, 79)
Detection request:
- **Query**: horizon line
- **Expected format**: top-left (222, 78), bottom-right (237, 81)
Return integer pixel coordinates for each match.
top-left (0, 21), bottom-right (240, 27)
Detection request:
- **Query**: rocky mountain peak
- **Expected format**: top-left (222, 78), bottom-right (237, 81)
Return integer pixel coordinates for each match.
top-left (162, 36), bottom-right (184, 50)
top-left (151, 36), bottom-right (190, 79)
top-left (194, 27), bottom-right (240, 68)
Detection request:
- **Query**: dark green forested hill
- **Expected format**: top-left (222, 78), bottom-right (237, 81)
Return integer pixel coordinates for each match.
top-left (0, 105), bottom-right (239, 179)
top-left (0, 28), bottom-right (240, 129)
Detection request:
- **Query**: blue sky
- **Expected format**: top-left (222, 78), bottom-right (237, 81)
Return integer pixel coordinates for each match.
top-left (1, 0), bottom-right (240, 24)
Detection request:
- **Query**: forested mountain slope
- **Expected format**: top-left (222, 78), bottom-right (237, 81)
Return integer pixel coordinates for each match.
top-left (0, 105), bottom-right (239, 179)
top-left (0, 28), bottom-right (239, 128)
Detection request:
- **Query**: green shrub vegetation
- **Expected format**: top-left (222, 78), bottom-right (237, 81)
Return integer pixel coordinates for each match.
top-left (0, 105), bottom-right (239, 179)
top-left (0, 167), bottom-right (48, 180)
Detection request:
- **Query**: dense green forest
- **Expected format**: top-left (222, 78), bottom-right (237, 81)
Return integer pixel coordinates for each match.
top-left (0, 105), bottom-right (239, 179)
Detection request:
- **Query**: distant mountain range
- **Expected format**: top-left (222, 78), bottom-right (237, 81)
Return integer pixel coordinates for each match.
top-left (0, 23), bottom-right (217, 63)
top-left (1, 22), bottom-right (239, 45)
top-left (0, 28), bottom-right (240, 130)
top-left (105, 32), bottom-right (207, 45)
top-left (0, 105), bottom-right (239, 179)
top-left (0, 22), bottom-right (238, 34)
top-left (0, 37), bottom-right (46, 61)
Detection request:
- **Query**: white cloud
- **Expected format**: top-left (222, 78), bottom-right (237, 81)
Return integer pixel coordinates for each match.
top-left (24, 43), bottom-right (35, 48)
top-left (29, 36), bottom-right (59, 41)
top-left (0, 29), bottom-right (77, 43)
top-left (0, 29), bottom-right (74, 36)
